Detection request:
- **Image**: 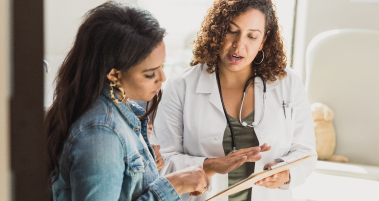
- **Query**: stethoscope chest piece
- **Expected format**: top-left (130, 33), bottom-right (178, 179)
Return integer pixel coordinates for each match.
top-left (228, 149), bottom-right (237, 155)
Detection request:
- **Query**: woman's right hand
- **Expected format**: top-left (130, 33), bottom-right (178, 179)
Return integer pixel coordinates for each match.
top-left (165, 165), bottom-right (210, 197)
top-left (203, 143), bottom-right (271, 177)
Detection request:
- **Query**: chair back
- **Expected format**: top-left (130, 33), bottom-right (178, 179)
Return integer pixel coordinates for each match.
top-left (306, 29), bottom-right (379, 165)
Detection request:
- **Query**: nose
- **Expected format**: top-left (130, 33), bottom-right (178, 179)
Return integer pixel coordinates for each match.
top-left (232, 33), bottom-right (245, 50)
top-left (156, 67), bottom-right (166, 83)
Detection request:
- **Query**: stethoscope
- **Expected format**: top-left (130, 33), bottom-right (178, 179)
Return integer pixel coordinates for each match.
top-left (216, 71), bottom-right (267, 155)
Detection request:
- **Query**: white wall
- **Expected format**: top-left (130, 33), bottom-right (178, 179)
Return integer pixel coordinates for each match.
top-left (273, 0), bottom-right (296, 64)
top-left (293, 0), bottom-right (379, 83)
top-left (0, 0), bottom-right (11, 200)
top-left (137, 0), bottom-right (296, 85)
top-left (45, 0), bottom-right (297, 107)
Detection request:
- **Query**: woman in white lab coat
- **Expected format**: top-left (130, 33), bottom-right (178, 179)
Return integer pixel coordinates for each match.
top-left (151, 0), bottom-right (316, 200)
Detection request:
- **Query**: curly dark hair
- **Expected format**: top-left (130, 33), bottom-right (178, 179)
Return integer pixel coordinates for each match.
top-left (191, 0), bottom-right (287, 82)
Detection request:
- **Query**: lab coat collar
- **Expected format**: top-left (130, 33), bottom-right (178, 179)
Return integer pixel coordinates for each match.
top-left (195, 64), bottom-right (224, 113)
top-left (195, 63), bottom-right (280, 93)
top-left (196, 63), bottom-right (214, 94)
top-left (254, 76), bottom-right (279, 91)
top-left (195, 64), bottom-right (279, 114)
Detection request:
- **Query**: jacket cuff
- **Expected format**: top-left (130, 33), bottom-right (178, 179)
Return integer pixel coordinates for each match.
top-left (196, 157), bottom-right (208, 168)
top-left (279, 171), bottom-right (291, 190)
top-left (149, 177), bottom-right (181, 201)
top-left (285, 164), bottom-right (302, 188)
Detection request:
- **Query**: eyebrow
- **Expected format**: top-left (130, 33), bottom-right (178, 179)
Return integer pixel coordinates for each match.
top-left (230, 21), bottom-right (262, 33)
top-left (142, 66), bottom-right (160, 73)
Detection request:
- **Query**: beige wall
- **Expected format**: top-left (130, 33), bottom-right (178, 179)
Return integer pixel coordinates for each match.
top-left (293, 0), bottom-right (379, 82)
top-left (0, 0), bottom-right (11, 200)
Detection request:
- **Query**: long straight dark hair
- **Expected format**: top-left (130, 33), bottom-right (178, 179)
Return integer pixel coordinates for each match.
top-left (45, 1), bottom-right (166, 183)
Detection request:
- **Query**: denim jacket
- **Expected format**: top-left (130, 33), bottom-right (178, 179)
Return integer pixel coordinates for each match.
top-left (52, 84), bottom-right (181, 201)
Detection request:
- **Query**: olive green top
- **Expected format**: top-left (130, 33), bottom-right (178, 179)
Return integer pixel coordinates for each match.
top-left (222, 111), bottom-right (259, 201)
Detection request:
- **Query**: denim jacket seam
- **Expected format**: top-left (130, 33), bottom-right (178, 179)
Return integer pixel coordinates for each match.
top-left (115, 103), bottom-right (139, 128)
top-left (70, 122), bottom-right (108, 139)
top-left (106, 99), bottom-right (113, 126)
top-left (67, 124), bottom-right (128, 195)
top-left (101, 93), bottom-right (140, 129)
top-left (125, 148), bottom-right (147, 165)
top-left (128, 101), bottom-right (146, 117)
top-left (67, 124), bottom-right (127, 167)
top-left (52, 183), bottom-right (58, 200)
top-left (150, 184), bottom-right (165, 201)
top-left (148, 178), bottom-right (180, 201)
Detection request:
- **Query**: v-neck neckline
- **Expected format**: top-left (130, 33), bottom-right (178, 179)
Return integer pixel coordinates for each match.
top-left (227, 110), bottom-right (255, 122)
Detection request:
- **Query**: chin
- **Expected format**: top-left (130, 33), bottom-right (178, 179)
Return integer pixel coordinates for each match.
top-left (224, 63), bottom-right (248, 72)
top-left (220, 59), bottom-right (249, 72)
top-left (143, 94), bottom-right (157, 102)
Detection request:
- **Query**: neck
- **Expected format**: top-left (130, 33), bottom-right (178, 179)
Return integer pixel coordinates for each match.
top-left (218, 62), bottom-right (254, 88)
top-left (122, 97), bottom-right (128, 104)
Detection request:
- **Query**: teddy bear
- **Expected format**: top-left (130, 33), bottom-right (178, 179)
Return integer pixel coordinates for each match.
top-left (311, 103), bottom-right (348, 162)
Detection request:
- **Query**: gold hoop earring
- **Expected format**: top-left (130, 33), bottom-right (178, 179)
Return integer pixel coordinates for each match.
top-left (110, 82), bottom-right (126, 104)
top-left (253, 50), bottom-right (265, 65)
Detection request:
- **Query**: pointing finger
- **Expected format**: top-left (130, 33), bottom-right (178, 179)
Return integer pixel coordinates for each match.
top-left (260, 143), bottom-right (271, 152)
top-left (260, 143), bottom-right (267, 150)
top-left (236, 146), bottom-right (261, 154)
top-left (262, 145), bottom-right (271, 152)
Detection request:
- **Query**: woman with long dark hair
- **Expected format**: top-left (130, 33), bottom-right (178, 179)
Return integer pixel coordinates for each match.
top-left (45, 2), bottom-right (209, 200)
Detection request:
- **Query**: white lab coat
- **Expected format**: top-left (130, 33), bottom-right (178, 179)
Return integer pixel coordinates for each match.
top-left (151, 64), bottom-right (316, 201)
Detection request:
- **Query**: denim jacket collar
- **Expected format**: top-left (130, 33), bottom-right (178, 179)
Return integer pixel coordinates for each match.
top-left (101, 83), bottom-right (146, 130)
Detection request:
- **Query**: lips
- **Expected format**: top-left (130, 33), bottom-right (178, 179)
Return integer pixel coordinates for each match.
top-left (228, 53), bottom-right (244, 64)
top-left (153, 87), bottom-right (161, 94)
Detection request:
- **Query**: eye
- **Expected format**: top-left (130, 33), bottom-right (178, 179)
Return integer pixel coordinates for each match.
top-left (228, 30), bottom-right (238, 34)
top-left (145, 73), bottom-right (155, 79)
top-left (248, 36), bottom-right (257, 40)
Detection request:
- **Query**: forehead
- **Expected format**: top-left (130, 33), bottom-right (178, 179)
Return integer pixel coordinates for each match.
top-left (133, 42), bottom-right (166, 72)
top-left (231, 9), bottom-right (266, 30)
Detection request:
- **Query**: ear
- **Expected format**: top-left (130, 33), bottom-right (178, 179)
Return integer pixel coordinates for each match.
top-left (107, 69), bottom-right (122, 83)
top-left (324, 107), bottom-right (334, 121)
top-left (259, 30), bottom-right (270, 51)
top-left (311, 106), bottom-right (322, 121)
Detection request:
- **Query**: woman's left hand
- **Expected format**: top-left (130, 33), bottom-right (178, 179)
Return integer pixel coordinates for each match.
top-left (152, 144), bottom-right (165, 170)
top-left (254, 162), bottom-right (290, 189)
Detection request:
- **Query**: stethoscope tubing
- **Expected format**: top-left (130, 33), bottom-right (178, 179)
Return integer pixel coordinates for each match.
top-left (239, 74), bottom-right (266, 128)
top-left (216, 71), bottom-right (267, 154)
top-left (216, 72), bottom-right (237, 153)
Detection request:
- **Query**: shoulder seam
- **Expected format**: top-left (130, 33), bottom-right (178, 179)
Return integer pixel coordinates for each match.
top-left (67, 124), bottom-right (127, 164)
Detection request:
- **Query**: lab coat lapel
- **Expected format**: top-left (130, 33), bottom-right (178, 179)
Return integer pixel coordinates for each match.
top-left (195, 64), bottom-right (224, 114)
top-left (254, 77), bottom-right (279, 136)
top-left (254, 78), bottom-right (264, 135)
top-left (209, 80), bottom-right (224, 114)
